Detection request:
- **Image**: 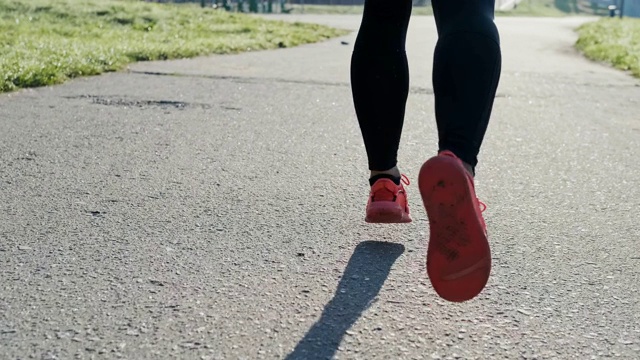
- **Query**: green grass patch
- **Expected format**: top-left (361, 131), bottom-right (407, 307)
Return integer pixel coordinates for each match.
top-left (0, 0), bottom-right (348, 92)
top-left (576, 18), bottom-right (640, 78)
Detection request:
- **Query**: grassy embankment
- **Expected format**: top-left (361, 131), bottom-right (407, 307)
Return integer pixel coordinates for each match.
top-left (576, 17), bottom-right (640, 78)
top-left (0, 0), bottom-right (348, 92)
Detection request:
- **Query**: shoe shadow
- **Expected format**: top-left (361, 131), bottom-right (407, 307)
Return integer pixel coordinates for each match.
top-left (285, 240), bottom-right (405, 360)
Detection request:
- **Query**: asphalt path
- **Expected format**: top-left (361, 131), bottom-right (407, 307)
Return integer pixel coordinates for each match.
top-left (1, 14), bottom-right (639, 360)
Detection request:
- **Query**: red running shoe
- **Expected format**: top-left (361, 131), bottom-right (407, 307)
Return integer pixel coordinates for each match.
top-left (365, 174), bottom-right (412, 224)
top-left (418, 150), bottom-right (490, 302)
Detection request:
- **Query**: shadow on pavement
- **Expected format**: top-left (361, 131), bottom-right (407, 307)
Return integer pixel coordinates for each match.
top-left (285, 240), bottom-right (405, 360)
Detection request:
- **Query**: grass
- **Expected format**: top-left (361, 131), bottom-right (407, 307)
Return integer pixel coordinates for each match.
top-left (576, 18), bottom-right (640, 78)
top-left (0, 0), bottom-right (348, 93)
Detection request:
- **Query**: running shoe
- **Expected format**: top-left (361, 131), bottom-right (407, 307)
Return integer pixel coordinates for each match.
top-left (418, 150), bottom-right (490, 302)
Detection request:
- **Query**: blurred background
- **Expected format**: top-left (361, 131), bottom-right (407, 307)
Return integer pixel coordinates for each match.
top-left (142, 0), bottom-right (640, 17)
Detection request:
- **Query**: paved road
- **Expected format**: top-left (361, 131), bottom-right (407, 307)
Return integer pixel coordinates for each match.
top-left (1, 15), bottom-right (639, 360)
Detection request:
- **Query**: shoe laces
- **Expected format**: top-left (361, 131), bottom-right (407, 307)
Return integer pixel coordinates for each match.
top-left (400, 173), bottom-right (410, 186)
top-left (478, 199), bottom-right (487, 212)
top-left (371, 174), bottom-right (410, 202)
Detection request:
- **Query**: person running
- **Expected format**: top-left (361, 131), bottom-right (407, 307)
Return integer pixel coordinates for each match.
top-left (350, 0), bottom-right (502, 302)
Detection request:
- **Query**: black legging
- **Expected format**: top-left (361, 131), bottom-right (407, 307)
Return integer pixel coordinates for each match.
top-left (350, 0), bottom-right (502, 174)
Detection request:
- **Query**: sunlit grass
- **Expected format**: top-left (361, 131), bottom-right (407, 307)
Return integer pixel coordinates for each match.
top-left (0, 0), bottom-right (348, 92)
top-left (576, 18), bottom-right (640, 78)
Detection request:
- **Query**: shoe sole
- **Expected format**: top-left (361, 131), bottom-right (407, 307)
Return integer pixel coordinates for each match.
top-left (365, 202), bottom-right (412, 224)
top-left (418, 155), bottom-right (491, 302)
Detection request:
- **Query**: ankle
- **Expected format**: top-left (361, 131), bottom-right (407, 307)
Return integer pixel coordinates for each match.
top-left (370, 166), bottom-right (401, 179)
top-left (439, 150), bottom-right (474, 177)
top-left (369, 167), bottom-right (402, 186)
top-left (461, 162), bottom-right (474, 178)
